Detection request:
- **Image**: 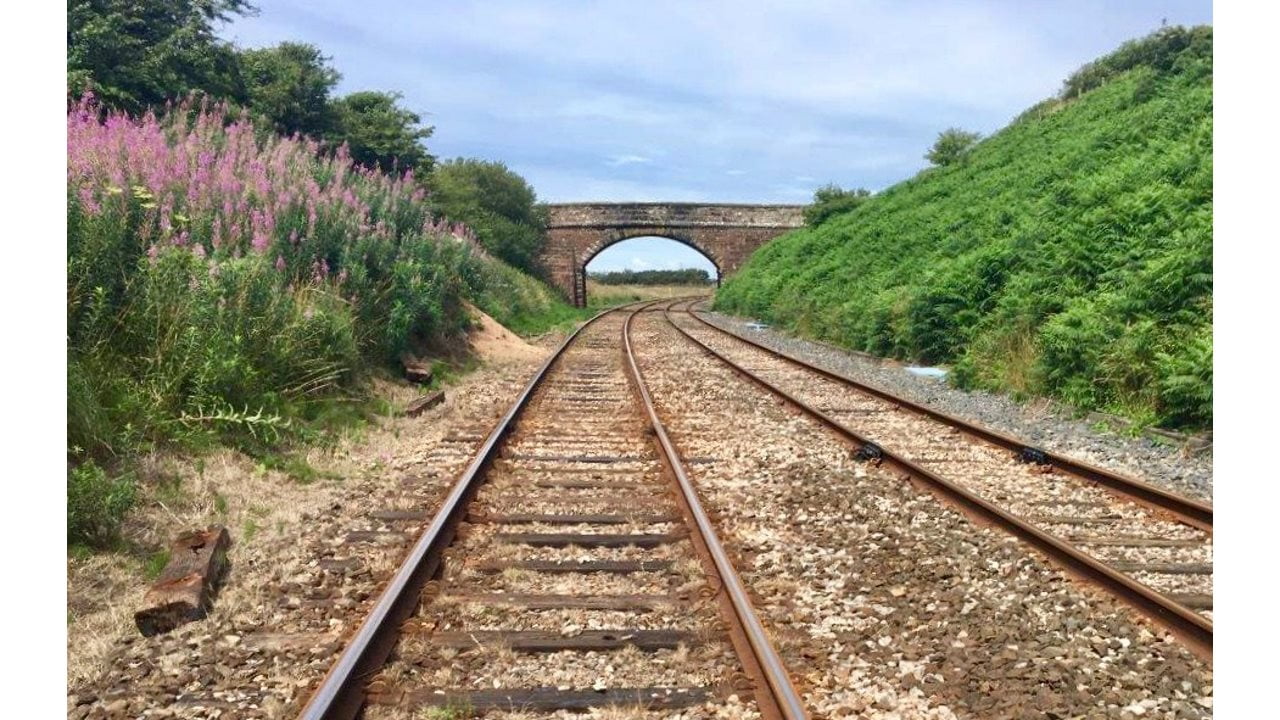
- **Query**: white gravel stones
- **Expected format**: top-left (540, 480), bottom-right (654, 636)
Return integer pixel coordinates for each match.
top-left (673, 310), bottom-right (1212, 619)
top-left (369, 313), bottom-right (760, 719)
top-left (632, 311), bottom-right (1212, 719)
top-left (700, 308), bottom-right (1213, 502)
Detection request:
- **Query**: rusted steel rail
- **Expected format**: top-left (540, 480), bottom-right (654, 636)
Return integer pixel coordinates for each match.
top-left (686, 302), bottom-right (1211, 531)
top-left (296, 304), bottom-right (627, 720)
top-left (298, 299), bottom-right (808, 719)
top-left (623, 302), bottom-right (810, 720)
top-left (662, 300), bottom-right (1212, 660)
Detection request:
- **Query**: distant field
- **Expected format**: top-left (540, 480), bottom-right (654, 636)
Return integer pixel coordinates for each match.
top-left (586, 281), bottom-right (713, 306)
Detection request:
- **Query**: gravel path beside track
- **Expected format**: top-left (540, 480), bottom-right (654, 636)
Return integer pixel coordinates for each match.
top-left (633, 310), bottom-right (1212, 719)
top-left (699, 309), bottom-right (1212, 502)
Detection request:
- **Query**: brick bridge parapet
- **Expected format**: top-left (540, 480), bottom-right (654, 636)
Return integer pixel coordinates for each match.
top-left (540, 202), bottom-right (805, 307)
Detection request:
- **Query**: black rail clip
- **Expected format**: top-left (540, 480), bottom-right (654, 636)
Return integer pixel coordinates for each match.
top-left (1018, 446), bottom-right (1049, 465)
top-left (855, 443), bottom-right (884, 462)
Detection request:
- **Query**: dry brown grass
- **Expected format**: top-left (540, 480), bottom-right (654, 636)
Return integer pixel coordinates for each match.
top-left (67, 355), bottom-right (540, 691)
top-left (66, 444), bottom-right (346, 686)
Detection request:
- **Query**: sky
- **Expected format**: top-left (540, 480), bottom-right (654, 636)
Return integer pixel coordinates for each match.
top-left (221, 1), bottom-right (1211, 272)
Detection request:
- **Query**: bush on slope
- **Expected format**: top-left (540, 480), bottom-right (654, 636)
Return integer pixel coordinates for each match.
top-left (67, 97), bottom-right (571, 542)
top-left (716, 27), bottom-right (1212, 429)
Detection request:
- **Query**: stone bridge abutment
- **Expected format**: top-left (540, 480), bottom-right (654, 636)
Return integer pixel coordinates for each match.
top-left (541, 203), bottom-right (805, 307)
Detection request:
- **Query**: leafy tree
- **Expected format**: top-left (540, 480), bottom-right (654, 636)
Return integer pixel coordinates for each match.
top-left (804, 184), bottom-right (872, 226)
top-left (590, 269), bottom-right (713, 286)
top-left (330, 91), bottom-right (435, 173)
top-left (240, 42), bottom-right (340, 137)
top-left (68, 0), bottom-right (253, 113)
top-left (428, 159), bottom-right (546, 273)
top-left (925, 128), bottom-right (982, 167)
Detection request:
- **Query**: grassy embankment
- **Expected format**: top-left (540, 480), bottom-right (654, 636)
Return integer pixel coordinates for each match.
top-left (67, 98), bottom-right (582, 546)
top-left (717, 27), bottom-right (1212, 430)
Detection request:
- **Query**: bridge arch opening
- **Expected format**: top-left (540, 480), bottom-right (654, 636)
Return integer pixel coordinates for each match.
top-left (582, 235), bottom-right (719, 307)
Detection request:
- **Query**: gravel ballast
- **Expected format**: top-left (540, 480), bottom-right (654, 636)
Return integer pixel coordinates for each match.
top-left (699, 307), bottom-right (1213, 502)
top-left (67, 352), bottom-right (552, 719)
top-left (632, 310), bottom-right (1212, 719)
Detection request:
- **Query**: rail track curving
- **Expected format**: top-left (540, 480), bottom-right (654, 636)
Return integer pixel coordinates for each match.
top-left (298, 301), bottom-right (807, 719)
top-left (663, 299), bottom-right (1212, 660)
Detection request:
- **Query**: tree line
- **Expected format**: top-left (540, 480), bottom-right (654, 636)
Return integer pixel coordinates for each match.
top-left (68, 0), bottom-right (547, 275)
top-left (589, 268), bottom-right (714, 286)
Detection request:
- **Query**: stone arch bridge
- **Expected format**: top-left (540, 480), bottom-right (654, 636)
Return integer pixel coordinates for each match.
top-left (541, 203), bottom-right (805, 307)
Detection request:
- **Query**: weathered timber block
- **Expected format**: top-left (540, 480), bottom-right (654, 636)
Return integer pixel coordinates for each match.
top-left (399, 355), bottom-right (434, 384)
top-left (405, 390), bottom-right (445, 417)
top-left (134, 526), bottom-right (231, 636)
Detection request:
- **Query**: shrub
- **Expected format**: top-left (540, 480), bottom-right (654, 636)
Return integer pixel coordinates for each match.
top-left (804, 184), bottom-right (872, 227)
top-left (925, 128), bottom-right (982, 167)
top-left (427, 159), bottom-right (546, 274)
top-left (68, 461), bottom-right (136, 547)
top-left (67, 94), bottom-right (569, 463)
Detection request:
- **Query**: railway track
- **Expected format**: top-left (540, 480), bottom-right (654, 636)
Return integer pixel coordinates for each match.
top-left (662, 299), bottom-right (1212, 659)
top-left (298, 302), bottom-right (807, 720)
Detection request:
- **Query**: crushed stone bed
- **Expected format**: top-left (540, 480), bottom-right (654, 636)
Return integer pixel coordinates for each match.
top-left (633, 310), bottom-right (1212, 719)
top-left (66, 353), bottom-right (552, 720)
top-left (371, 313), bottom-right (761, 719)
top-left (699, 308), bottom-right (1213, 502)
top-left (671, 311), bottom-right (1212, 614)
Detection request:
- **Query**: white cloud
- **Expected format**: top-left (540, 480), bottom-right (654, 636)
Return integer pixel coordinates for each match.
top-left (607, 154), bottom-right (652, 167)
top-left (225, 1), bottom-right (1211, 202)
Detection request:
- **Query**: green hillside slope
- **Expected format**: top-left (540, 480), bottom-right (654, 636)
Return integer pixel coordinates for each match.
top-left (716, 27), bottom-right (1212, 429)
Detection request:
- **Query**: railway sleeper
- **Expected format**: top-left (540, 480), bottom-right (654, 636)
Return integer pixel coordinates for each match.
top-left (494, 531), bottom-right (687, 547)
top-left (438, 591), bottom-right (680, 611)
top-left (1109, 561), bottom-right (1213, 575)
top-left (468, 511), bottom-right (679, 524)
top-left (422, 628), bottom-right (697, 652)
top-left (369, 686), bottom-right (720, 712)
top-left (471, 559), bottom-right (675, 574)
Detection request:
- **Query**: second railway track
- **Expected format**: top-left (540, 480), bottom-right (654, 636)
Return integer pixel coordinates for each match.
top-left (663, 299), bottom-right (1212, 659)
top-left (298, 302), bottom-right (806, 719)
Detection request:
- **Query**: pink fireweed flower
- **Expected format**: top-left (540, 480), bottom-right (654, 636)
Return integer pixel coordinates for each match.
top-left (76, 186), bottom-right (101, 215)
top-left (275, 255), bottom-right (286, 272)
top-left (192, 243), bottom-right (206, 259)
